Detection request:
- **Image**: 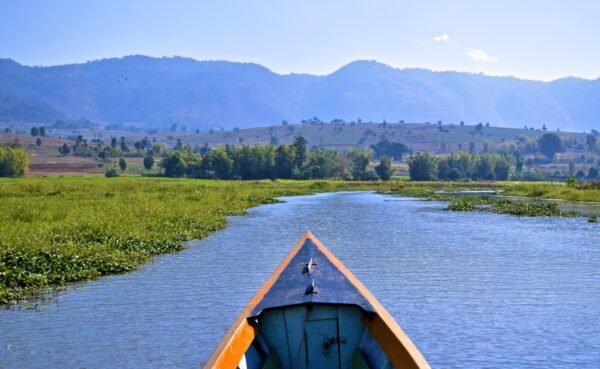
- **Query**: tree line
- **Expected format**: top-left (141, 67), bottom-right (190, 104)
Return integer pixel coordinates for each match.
top-left (159, 136), bottom-right (395, 181)
top-left (408, 151), bottom-right (513, 181)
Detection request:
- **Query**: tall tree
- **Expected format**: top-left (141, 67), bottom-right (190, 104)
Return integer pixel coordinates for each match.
top-left (160, 152), bottom-right (187, 177)
top-left (120, 137), bottom-right (128, 152)
top-left (585, 135), bottom-right (597, 152)
top-left (408, 152), bottom-right (437, 181)
top-left (275, 144), bottom-right (294, 179)
top-left (375, 156), bottom-right (394, 180)
top-left (118, 157), bottom-right (127, 172)
top-left (347, 148), bottom-right (372, 180)
top-left (143, 154), bottom-right (154, 172)
top-left (209, 148), bottom-right (233, 179)
top-left (370, 139), bottom-right (408, 160)
top-left (538, 133), bottom-right (563, 159)
top-left (292, 136), bottom-right (307, 170)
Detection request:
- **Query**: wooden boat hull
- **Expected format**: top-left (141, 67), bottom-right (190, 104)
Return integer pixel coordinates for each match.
top-left (204, 231), bottom-right (430, 369)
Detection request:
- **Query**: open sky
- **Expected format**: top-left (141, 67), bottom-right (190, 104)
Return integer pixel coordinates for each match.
top-left (1, 0), bottom-right (598, 81)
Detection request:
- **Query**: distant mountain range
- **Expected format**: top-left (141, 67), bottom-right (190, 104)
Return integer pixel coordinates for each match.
top-left (0, 56), bottom-right (598, 132)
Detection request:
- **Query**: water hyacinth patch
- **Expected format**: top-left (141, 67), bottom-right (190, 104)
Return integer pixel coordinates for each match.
top-left (0, 177), bottom-right (384, 306)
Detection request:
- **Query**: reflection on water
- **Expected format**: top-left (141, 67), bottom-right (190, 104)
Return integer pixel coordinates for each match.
top-left (1, 192), bottom-right (599, 368)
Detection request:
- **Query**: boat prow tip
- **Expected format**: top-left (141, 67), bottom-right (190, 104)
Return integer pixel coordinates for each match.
top-left (301, 230), bottom-right (316, 239)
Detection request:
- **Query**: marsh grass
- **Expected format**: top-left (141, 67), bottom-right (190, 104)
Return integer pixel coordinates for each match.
top-left (444, 197), bottom-right (581, 217)
top-left (0, 177), bottom-right (387, 305)
top-left (503, 182), bottom-right (600, 202)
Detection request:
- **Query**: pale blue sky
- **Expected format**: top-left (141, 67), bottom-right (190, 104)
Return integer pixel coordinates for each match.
top-left (1, 0), bottom-right (598, 81)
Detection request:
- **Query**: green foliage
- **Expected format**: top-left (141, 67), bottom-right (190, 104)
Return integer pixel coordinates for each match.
top-left (370, 139), bottom-right (408, 160)
top-left (208, 148), bottom-right (233, 179)
top-left (408, 152), bottom-right (437, 181)
top-left (445, 197), bottom-right (580, 217)
top-left (120, 137), bottom-right (129, 152)
top-left (375, 156), bottom-right (394, 181)
top-left (0, 178), bottom-right (390, 305)
top-left (445, 198), bottom-right (480, 211)
top-left (160, 151), bottom-right (188, 177)
top-left (305, 148), bottom-right (348, 179)
top-left (292, 136), bottom-right (308, 169)
top-left (118, 157), bottom-right (127, 172)
top-left (347, 148), bottom-right (373, 180)
top-left (58, 143), bottom-right (70, 156)
top-left (585, 135), bottom-right (597, 152)
top-left (104, 167), bottom-right (119, 177)
top-left (154, 138), bottom-right (384, 181)
top-left (538, 133), bottom-right (563, 159)
top-left (143, 155), bottom-right (154, 172)
top-left (503, 182), bottom-right (600, 202)
top-left (437, 152), bottom-right (511, 181)
top-left (0, 144), bottom-right (29, 177)
top-left (275, 144), bottom-right (295, 179)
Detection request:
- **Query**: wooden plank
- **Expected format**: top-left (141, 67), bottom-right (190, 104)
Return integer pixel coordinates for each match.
top-left (338, 306), bottom-right (366, 369)
top-left (284, 305), bottom-right (309, 369)
top-left (259, 310), bottom-right (292, 369)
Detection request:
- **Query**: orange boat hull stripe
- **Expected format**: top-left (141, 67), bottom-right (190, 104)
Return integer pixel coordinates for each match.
top-left (203, 231), bottom-right (430, 369)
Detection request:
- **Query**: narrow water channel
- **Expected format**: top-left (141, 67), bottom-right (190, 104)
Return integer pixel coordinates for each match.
top-left (1, 192), bottom-right (599, 368)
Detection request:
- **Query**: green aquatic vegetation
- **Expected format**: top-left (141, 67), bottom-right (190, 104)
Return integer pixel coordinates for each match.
top-left (589, 215), bottom-right (598, 223)
top-left (503, 182), bottom-right (600, 202)
top-left (0, 177), bottom-right (389, 305)
top-left (444, 198), bottom-right (481, 211)
top-left (444, 197), bottom-right (581, 217)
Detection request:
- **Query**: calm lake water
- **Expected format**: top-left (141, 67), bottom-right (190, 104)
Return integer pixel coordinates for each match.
top-left (1, 192), bottom-right (599, 368)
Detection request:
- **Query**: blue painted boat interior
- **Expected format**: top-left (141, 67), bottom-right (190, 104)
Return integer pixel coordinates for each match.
top-left (237, 304), bottom-right (392, 369)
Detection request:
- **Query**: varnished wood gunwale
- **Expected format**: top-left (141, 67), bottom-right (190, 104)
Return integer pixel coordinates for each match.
top-left (203, 232), bottom-right (312, 369)
top-left (308, 233), bottom-right (430, 369)
top-left (203, 231), bottom-right (430, 369)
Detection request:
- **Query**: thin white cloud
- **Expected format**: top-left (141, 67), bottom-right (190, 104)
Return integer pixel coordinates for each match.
top-left (466, 47), bottom-right (498, 63)
top-left (433, 33), bottom-right (450, 42)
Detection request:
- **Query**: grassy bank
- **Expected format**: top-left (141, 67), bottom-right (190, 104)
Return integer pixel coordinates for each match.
top-left (384, 180), bottom-right (600, 220)
top-left (0, 177), bottom-right (386, 305)
top-left (502, 182), bottom-right (600, 202)
top-left (383, 180), bottom-right (600, 203)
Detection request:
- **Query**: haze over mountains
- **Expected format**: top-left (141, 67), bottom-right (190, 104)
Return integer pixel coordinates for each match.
top-left (0, 55), bottom-right (598, 132)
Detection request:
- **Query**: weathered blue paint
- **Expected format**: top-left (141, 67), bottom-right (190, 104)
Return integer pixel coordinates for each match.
top-left (254, 305), bottom-right (386, 369)
top-left (338, 307), bottom-right (366, 368)
top-left (250, 239), bottom-right (375, 317)
top-left (357, 328), bottom-right (391, 369)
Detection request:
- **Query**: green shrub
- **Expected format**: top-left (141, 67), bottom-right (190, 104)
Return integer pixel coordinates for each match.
top-left (105, 168), bottom-right (119, 177)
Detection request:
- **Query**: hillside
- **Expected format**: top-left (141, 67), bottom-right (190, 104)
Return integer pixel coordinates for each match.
top-left (0, 56), bottom-right (599, 131)
top-left (2, 121), bottom-right (596, 178)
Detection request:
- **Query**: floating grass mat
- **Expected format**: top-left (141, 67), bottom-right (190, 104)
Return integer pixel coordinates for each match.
top-left (0, 177), bottom-right (391, 306)
top-left (445, 197), bottom-right (581, 217)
